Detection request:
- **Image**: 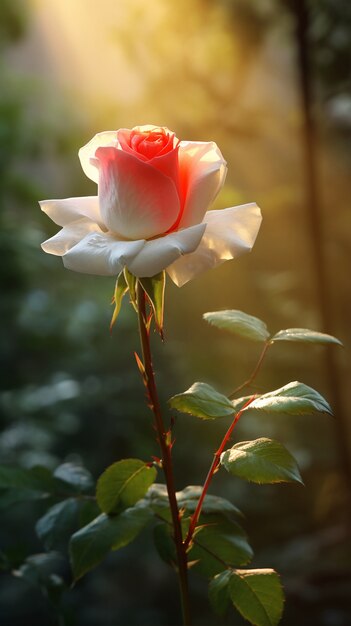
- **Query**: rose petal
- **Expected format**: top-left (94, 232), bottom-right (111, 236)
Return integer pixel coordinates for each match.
top-left (79, 131), bottom-right (119, 184)
top-left (41, 218), bottom-right (103, 256)
top-left (167, 203), bottom-right (262, 287)
top-left (62, 232), bottom-right (146, 276)
top-left (96, 147), bottom-right (181, 240)
top-left (177, 141), bottom-right (227, 229)
top-left (127, 223), bottom-right (206, 278)
top-left (39, 196), bottom-right (102, 227)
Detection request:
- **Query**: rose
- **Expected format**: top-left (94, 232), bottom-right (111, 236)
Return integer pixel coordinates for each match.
top-left (40, 125), bottom-right (261, 286)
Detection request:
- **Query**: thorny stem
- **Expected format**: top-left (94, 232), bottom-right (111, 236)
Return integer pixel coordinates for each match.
top-left (228, 341), bottom-right (271, 400)
top-left (183, 396), bottom-right (256, 551)
top-left (136, 282), bottom-right (191, 626)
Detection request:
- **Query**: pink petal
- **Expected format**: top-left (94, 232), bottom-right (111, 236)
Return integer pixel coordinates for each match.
top-left (167, 203), bottom-right (262, 287)
top-left (96, 147), bottom-right (181, 240)
top-left (177, 141), bottom-right (227, 229)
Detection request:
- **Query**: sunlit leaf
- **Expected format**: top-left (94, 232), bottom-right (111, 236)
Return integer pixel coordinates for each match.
top-left (169, 382), bottom-right (234, 420)
top-left (221, 438), bottom-right (303, 485)
top-left (271, 328), bottom-right (343, 346)
top-left (69, 503), bottom-right (153, 581)
top-left (96, 459), bottom-right (157, 514)
top-left (203, 310), bottom-right (270, 342)
top-left (231, 382), bottom-right (332, 416)
top-left (229, 568), bottom-right (284, 626)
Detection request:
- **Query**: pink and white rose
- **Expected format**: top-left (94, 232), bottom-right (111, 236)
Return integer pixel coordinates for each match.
top-left (40, 125), bottom-right (261, 286)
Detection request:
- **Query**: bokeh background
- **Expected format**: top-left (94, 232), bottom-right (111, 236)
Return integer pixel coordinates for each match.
top-left (1, 0), bottom-right (351, 624)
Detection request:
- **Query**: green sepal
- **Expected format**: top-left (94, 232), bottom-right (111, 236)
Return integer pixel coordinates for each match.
top-left (231, 381), bottom-right (333, 417)
top-left (229, 568), bottom-right (284, 626)
top-left (169, 382), bottom-right (234, 420)
top-left (139, 271), bottom-right (166, 337)
top-left (221, 438), bottom-right (303, 485)
top-left (203, 310), bottom-right (270, 342)
top-left (110, 271), bottom-right (129, 331)
top-left (271, 328), bottom-right (343, 346)
top-left (96, 458), bottom-right (157, 514)
top-left (123, 268), bottom-right (138, 311)
top-left (69, 502), bottom-right (153, 581)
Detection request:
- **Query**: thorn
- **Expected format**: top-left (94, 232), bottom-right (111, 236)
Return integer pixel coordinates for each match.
top-left (165, 429), bottom-right (172, 448)
top-left (151, 456), bottom-right (162, 468)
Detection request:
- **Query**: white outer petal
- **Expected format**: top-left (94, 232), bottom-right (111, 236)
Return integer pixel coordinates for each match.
top-left (79, 131), bottom-right (119, 184)
top-left (167, 203), bottom-right (262, 287)
top-left (178, 141), bottom-right (227, 229)
top-left (62, 232), bottom-right (146, 276)
top-left (127, 223), bottom-right (207, 278)
top-left (39, 196), bottom-right (102, 227)
top-left (41, 218), bottom-right (103, 256)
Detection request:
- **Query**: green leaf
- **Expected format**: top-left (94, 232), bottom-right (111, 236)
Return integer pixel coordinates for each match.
top-left (169, 382), bottom-right (234, 420)
top-left (145, 484), bottom-right (242, 521)
top-left (13, 552), bottom-right (67, 605)
top-left (139, 271), bottom-right (166, 335)
top-left (96, 459), bottom-right (157, 514)
top-left (189, 517), bottom-right (253, 577)
top-left (229, 569), bottom-right (284, 626)
top-left (176, 486), bottom-right (242, 518)
top-left (203, 310), bottom-right (270, 342)
top-left (153, 522), bottom-right (177, 565)
top-left (110, 270), bottom-right (129, 330)
top-left (69, 503), bottom-right (153, 581)
top-left (232, 382), bottom-right (333, 417)
top-left (0, 465), bottom-right (67, 500)
top-left (36, 499), bottom-right (79, 550)
top-left (271, 328), bottom-right (343, 346)
top-left (221, 438), bottom-right (303, 485)
top-left (53, 463), bottom-right (94, 494)
top-left (209, 570), bottom-right (232, 616)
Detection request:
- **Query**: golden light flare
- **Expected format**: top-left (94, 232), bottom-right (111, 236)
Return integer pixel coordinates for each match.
top-left (27, 0), bottom-right (166, 103)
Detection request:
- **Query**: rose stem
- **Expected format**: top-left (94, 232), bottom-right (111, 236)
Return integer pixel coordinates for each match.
top-left (136, 282), bottom-right (191, 626)
top-left (183, 396), bottom-right (255, 551)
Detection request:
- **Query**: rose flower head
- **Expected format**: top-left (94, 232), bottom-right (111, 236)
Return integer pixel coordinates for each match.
top-left (40, 125), bottom-right (262, 286)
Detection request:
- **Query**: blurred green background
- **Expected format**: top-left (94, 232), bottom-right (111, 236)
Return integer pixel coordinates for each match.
top-left (1, 0), bottom-right (351, 624)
